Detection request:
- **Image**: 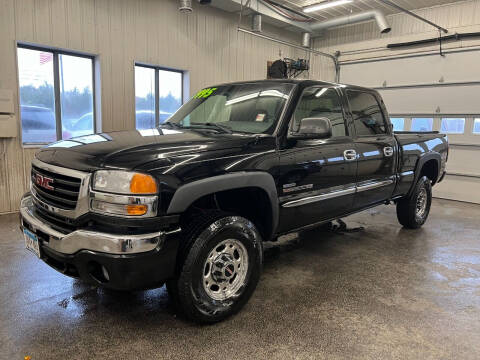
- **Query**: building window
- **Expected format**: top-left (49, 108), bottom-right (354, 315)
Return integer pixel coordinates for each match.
top-left (441, 118), bottom-right (465, 134)
top-left (473, 119), bottom-right (480, 134)
top-left (411, 118), bottom-right (433, 132)
top-left (17, 45), bottom-right (95, 144)
top-left (135, 64), bottom-right (183, 130)
top-left (390, 117), bottom-right (405, 131)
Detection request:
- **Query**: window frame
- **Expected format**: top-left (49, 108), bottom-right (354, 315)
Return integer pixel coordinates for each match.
top-left (410, 117), bottom-right (435, 132)
top-left (289, 85), bottom-right (350, 138)
top-left (17, 43), bottom-right (97, 145)
top-left (440, 117), bottom-right (466, 134)
top-left (473, 118), bottom-right (480, 135)
top-left (345, 89), bottom-right (389, 137)
top-left (389, 117), bottom-right (406, 132)
top-left (134, 63), bottom-right (184, 128)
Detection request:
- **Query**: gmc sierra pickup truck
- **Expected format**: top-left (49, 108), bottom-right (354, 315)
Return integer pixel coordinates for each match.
top-left (20, 80), bottom-right (448, 323)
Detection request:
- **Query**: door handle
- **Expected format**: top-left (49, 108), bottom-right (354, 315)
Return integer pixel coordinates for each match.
top-left (384, 147), bottom-right (394, 157)
top-left (344, 149), bottom-right (357, 161)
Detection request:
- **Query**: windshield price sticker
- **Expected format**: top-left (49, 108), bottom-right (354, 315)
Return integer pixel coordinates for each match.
top-left (194, 88), bottom-right (217, 99)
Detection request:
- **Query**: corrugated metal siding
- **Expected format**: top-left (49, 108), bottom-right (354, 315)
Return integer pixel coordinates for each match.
top-left (0, 0), bottom-right (336, 214)
top-left (315, 0), bottom-right (480, 53)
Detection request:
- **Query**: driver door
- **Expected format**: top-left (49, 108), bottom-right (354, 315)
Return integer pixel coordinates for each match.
top-left (277, 86), bottom-right (358, 233)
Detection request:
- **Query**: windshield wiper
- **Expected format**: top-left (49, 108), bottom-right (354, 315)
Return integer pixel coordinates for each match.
top-left (161, 121), bottom-right (183, 129)
top-left (190, 122), bottom-right (233, 134)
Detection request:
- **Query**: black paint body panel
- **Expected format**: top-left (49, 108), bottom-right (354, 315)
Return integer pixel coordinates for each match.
top-left (34, 80), bottom-right (449, 238)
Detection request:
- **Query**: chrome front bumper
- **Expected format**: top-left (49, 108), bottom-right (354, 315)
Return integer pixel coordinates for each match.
top-left (20, 194), bottom-right (180, 255)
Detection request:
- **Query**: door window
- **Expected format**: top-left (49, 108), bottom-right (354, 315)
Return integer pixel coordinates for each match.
top-left (292, 87), bottom-right (346, 137)
top-left (347, 90), bottom-right (387, 136)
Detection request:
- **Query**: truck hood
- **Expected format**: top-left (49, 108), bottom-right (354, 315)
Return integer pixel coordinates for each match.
top-left (35, 128), bottom-right (259, 172)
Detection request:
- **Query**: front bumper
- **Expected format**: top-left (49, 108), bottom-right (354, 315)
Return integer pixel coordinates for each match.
top-left (20, 194), bottom-right (181, 290)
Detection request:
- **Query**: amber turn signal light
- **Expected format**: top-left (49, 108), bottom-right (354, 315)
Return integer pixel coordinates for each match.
top-left (126, 204), bottom-right (148, 215)
top-left (130, 174), bottom-right (157, 194)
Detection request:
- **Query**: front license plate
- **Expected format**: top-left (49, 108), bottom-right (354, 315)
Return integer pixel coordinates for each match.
top-left (24, 228), bottom-right (40, 258)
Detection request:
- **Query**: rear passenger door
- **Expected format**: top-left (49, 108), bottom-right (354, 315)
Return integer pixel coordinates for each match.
top-left (277, 86), bottom-right (357, 232)
top-left (344, 89), bottom-right (397, 208)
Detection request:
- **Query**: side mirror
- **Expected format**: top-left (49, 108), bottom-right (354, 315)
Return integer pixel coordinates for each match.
top-left (289, 117), bottom-right (332, 140)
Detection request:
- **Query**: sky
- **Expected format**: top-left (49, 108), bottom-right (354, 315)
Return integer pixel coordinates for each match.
top-left (18, 48), bottom-right (93, 92)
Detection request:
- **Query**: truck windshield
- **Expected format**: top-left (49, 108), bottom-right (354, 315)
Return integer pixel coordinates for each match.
top-left (164, 82), bottom-right (294, 134)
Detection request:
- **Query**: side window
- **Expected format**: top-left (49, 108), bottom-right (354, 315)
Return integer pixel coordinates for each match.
top-left (347, 90), bottom-right (387, 136)
top-left (293, 87), bottom-right (347, 137)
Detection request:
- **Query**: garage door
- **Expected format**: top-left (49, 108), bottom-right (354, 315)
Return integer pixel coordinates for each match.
top-left (339, 49), bottom-right (480, 204)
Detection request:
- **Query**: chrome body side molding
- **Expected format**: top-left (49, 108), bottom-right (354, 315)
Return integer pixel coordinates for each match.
top-left (282, 187), bottom-right (356, 208)
top-left (282, 178), bottom-right (395, 208)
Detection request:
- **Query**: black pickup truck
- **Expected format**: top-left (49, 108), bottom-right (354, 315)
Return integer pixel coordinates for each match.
top-left (20, 80), bottom-right (448, 323)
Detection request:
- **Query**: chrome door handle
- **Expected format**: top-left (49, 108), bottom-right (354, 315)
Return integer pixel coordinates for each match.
top-left (384, 147), bottom-right (394, 157)
top-left (344, 149), bottom-right (357, 161)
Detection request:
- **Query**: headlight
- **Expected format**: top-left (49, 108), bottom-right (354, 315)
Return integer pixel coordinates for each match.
top-left (93, 171), bottom-right (158, 194)
top-left (91, 171), bottom-right (158, 217)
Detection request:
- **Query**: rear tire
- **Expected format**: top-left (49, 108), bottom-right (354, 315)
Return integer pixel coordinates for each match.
top-left (167, 211), bottom-right (263, 323)
top-left (396, 176), bottom-right (432, 229)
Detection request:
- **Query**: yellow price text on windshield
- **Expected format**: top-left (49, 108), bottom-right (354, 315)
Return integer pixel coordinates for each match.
top-left (194, 88), bottom-right (217, 99)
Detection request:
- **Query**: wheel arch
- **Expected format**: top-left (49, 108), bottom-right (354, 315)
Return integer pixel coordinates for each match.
top-left (408, 152), bottom-right (441, 196)
top-left (166, 172), bottom-right (279, 240)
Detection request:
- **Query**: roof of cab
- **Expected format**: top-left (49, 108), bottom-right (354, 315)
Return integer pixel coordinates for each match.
top-left (209, 79), bottom-right (374, 92)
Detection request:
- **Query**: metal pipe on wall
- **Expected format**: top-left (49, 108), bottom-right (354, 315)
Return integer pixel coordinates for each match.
top-left (377, 0), bottom-right (448, 33)
top-left (310, 10), bottom-right (391, 34)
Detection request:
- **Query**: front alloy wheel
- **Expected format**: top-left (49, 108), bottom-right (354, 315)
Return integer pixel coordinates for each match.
top-left (169, 211), bottom-right (263, 323)
top-left (203, 238), bottom-right (249, 301)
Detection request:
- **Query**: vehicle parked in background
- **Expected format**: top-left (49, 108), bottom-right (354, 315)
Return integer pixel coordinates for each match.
top-left (136, 110), bottom-right (173, 129)
top-left (20, 105), bottom-right (58, 144)
top-left (21, 105), bottom-right (73, 143)
top-left (20, 80), bottom-right (448, 323)
top-left (67, 112), bottom-right (95, 138)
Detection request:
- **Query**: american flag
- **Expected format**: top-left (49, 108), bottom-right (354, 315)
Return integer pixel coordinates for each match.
top-left (39, 52), bottom-right (53, 65)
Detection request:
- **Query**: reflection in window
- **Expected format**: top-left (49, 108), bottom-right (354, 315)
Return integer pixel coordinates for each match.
top-left (135, 65), bottom-right (183, 130)
top-left (166, 83), bottom-right (293, 134)
top-left (159, 70), bottom-right (182, 123)
top-left (347, 90), bottom-right (387, 136)
top-left (135, 66), bottom-right (155, 130)
top-left (473, 119), bottom-right (480, 134)
top-left (18, 48), bottom-right (57, 144)
top-left (293, 87), bottom-right (346, 137)
top-left (411, 118), bottom-right (433, 132)
top-left (59, 54), bottom-right (94, 139)
top-left (17, 46), bottom-right (95, 144)
top-left (390, 118), bottom-right (405, 131)
top-left (441, 118), bottom-right (465, 134)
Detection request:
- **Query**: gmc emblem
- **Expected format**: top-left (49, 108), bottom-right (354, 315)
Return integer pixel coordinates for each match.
top-left (35, 174), bottom-right (54, 191)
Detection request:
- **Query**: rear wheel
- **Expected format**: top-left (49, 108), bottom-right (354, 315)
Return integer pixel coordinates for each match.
top-left (167, 211), bottom-right (263, 323)
top-left (396, 176), bottom-right (432, 229)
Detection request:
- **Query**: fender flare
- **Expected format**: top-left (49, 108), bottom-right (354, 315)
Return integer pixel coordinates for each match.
top-left (166, 172), bottom-right (279, 237)
top-left (408, 152), bottom-right (441, 196)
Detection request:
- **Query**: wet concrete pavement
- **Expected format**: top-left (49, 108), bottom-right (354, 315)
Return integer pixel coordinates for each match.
top-left (1, 198), bottom-right (480, 359)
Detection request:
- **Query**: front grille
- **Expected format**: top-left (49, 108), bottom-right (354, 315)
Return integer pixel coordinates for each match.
top-left (31, 165), bottom-right (81, 210)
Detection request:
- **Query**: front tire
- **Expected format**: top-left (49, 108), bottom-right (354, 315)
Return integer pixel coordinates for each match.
top-left (169, 211), bottom-right (263, 323)
top-left (396, 176), bottom-right (432, 229)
